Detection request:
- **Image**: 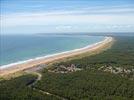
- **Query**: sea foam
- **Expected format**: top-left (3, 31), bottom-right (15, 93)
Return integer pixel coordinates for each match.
top-left (0, 36), bottom-right (109, 70)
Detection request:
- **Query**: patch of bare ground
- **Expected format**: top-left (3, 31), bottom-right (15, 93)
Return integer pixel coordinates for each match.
top-left (98, 65), bottom-right (134, 80)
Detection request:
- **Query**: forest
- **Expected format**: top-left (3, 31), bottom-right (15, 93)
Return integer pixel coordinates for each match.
top-left (0, 36), bottom-right (134, 100)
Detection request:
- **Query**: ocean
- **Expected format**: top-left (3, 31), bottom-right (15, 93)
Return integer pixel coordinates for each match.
top-left (0, 34), bottom-right (105, 67)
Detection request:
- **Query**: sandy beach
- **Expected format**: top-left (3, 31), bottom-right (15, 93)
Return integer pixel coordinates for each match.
top-left (0, 37), bottom-right (113, 77)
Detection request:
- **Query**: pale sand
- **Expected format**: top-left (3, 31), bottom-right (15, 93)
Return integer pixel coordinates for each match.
top-left (0, 37), bottom-right (113, 77)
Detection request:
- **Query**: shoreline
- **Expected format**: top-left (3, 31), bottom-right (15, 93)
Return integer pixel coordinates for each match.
top-left (0, 36), bottom-right (104, 69)
top-left (0, 36), bottom-right (113, 77)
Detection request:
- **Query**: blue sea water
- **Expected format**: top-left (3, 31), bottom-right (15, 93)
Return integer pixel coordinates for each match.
top-left (0, 34), bottom-right (105, 66)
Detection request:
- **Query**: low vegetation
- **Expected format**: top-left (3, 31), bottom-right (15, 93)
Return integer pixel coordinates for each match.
top-left (0, 74), bottom-right (59, 100)
top-left (35, 69), bottom-right (134, 100)
top-left (0, 36), bottom-right (134, 100)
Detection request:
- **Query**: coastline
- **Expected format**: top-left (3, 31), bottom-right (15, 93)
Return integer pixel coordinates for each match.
top-left (0, 36), bottom-right (113, 77)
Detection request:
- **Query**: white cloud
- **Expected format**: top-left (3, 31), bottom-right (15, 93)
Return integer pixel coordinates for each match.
top-left (56, 25), bottom-right (72, 30)
top-left (2, 13), bottom-right (134, 27)
top-left (1, 5), bottom-right (134, 33)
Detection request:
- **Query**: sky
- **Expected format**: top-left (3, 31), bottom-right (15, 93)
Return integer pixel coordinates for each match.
top-left (1, 0), bottom-right (134, 34)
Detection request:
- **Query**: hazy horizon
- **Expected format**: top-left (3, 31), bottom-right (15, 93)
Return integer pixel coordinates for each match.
top-left (1, 0), bottom-right (134, 34)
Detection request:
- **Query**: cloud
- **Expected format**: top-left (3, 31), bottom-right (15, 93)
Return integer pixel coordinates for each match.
top-left (2, 12), bottom-right (134, 27)
top-left (56, 25), bottom-right (72, 30)
top-left (1, 5), bottom-right (134, 33)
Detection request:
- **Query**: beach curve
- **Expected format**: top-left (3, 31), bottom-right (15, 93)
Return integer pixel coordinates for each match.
top-left (0, 36), bottom-right (114, 77)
